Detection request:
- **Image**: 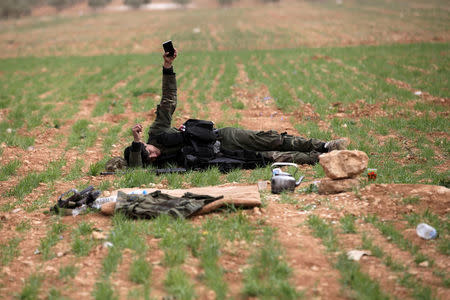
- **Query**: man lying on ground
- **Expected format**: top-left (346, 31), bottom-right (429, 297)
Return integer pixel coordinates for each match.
top-left (123, 49), bottom-right (348, 171)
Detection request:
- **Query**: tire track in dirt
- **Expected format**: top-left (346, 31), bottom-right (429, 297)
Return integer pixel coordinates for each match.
top-left (0, 212), bottom-right (112, 299)
top-left (338, 225), bottom-right (418, 299)
top-left (202, 62), bottom-right (226, 121)
top-left (47, 214), bottom-right (111, 299)
top-left (0, 82), bottom-right (133, 296)
top-left (218, 63), bottom-right (297, 133)
top-left (262, 201), bottom-right (345, 299)
top-left (386, 77), bottom-right (450, 107)
top-left (217, 241), bottom-right (251, 299)
top-left (326, 58), bottom-right (449, 172)
top-left (359, 222), bottom-right (450, 299)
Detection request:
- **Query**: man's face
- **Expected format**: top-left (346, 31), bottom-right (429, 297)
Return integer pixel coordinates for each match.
top-left (145, 144), bottom-right (161, 161)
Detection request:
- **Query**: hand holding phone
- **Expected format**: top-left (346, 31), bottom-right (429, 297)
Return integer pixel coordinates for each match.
top-left (162, 40), bottom-right (177, 68)
top-left (163, 40), bottom-right (175, 57)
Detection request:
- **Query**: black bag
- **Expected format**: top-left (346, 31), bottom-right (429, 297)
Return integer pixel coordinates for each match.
top-left (181, 119), bottom-right (217, 164)
top-left (156, 119), bottom-right (268, 172)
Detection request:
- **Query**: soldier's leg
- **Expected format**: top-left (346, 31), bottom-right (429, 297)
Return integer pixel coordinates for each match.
top-left (260, 151), bottom-right (321, 165)
top-left (217, 127), bottom-right (283, 151)
top-left (280, 134), bottom-right (326, 153)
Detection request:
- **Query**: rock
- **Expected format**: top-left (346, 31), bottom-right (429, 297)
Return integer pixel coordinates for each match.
top-left (318, 178), bottom-right (360, 194)
top-left (45, 266), bottom-right (56, 272)
top-left (102, 241), bottom-right (113, 248)
top-left (253, 207), bottom-right (261, 215)
top-left (3, 266), bottom-right (12, 276)
top-left (100, 202), bottom-right (116, 215)
top-left (12, 208), bottom-right (22, 213)
top-left (6, 128), bottom-right (12, 133)
top-left (92, 231), bottom-right (108, 240)
top-left (418, 261), bottom-right (429, 268)
top-left (319, 150), bottom-right (369, 179)
top-left (347, 250), bottom-right (371, 261)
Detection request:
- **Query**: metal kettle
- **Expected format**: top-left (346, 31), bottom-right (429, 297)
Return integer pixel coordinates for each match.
top-left (271, 163), bottom-right (304, 194)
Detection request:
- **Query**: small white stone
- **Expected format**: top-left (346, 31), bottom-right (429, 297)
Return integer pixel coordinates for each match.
top-left (6, 128), bottom-right (12, 133)
top-left (418, 261), bottom-right (429, 268)
top-left (103, 241), bottom-right (113, 248)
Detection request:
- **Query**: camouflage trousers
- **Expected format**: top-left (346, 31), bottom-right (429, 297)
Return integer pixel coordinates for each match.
top-left (217, 127), bottom-right (326, 165)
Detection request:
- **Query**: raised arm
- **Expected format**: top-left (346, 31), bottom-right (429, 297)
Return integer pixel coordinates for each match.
top-left (148, 49), bottom-right (178, 138)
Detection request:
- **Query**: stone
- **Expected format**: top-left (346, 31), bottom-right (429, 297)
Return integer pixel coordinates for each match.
top-left (92, 231), bottom-right (108, 240)
top-left (319, 150), bottom-right (369, 179)
top-left (347, 250), bottom-right (371, 261)
top-left (318, 178), bottom-right (360, 194)
top-left (100, 202), bottom-right (116, 215)
top-left (418, 261), bottom-right (429, 268)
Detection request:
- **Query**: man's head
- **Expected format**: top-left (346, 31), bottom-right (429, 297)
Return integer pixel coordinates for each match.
top-left (123, 142), bottom-right (161, 167)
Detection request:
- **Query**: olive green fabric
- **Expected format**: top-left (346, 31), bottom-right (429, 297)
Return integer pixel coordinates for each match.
top-left (115, 190), bottom-right (223, 219)
top-left (128, 73), bottom-right (180, 168)
top-left (259, 150), bottom-right (321, 165)
top-left (217, 128), bottom-right (324, 164)
top-left (147, 73), bottom-right (180, 155)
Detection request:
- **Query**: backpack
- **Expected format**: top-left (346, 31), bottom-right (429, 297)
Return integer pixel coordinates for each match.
top-left (180, 119), bottom-right (218, 168)
top-left (156, 119), bottom-right (268, 172)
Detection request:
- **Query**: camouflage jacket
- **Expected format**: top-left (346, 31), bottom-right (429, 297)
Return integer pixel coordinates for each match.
top-left (128, 67), bottom-right (180, 167)
top-left (115, 190), bottom-right (223, 219)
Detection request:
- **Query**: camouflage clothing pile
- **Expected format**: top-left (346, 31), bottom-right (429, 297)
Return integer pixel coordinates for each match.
top-left (115, 190), bottom-right (223, 219)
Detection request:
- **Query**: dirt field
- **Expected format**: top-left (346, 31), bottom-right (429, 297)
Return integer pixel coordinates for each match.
top-left (0, 0), bottom-right (449, 299)
top-left (1, 0), bottom-right (449, 58)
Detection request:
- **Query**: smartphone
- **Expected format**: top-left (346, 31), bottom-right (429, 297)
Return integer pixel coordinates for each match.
top-left (163, 40), bottom-right (175, 57)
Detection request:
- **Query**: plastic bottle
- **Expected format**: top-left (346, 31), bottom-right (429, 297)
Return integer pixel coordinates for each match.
top-left (92, 196), bottom-right (117, 209)
top-left (416, 223), bottom-right (437, 240)
top-left (72, 205), bottom-right (87, 216)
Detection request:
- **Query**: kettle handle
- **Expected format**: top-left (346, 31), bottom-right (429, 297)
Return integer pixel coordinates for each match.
top-left (271, 162), bottom-right (298, 169)
top-left (271, 162), bottom-right (299, 178)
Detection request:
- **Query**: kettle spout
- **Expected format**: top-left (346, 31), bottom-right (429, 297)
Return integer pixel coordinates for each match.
top-left (295, 176), bottom-right (305, 187)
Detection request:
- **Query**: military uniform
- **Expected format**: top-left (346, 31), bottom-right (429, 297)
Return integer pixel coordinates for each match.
top-left (115, 190), bottom-right (222, 219)
top-left (126, 67), bottom-right (328, 167)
